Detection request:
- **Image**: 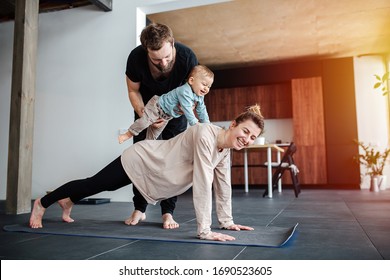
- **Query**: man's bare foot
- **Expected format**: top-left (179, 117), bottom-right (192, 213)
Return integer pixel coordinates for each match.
top-left (29, 199), bottom-right (46, 228)
top-left (124, 210), bottom-right (146, 225)
top-left (162, 213), bottom-right (179, 229)
top-left (57, 198), bottom-right (74, 223)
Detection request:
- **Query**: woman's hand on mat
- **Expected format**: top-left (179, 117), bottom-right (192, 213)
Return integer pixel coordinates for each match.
top-left (205, 231), bottom-right (236, 242)
top-left (226, 224), bottom-right (254, 231)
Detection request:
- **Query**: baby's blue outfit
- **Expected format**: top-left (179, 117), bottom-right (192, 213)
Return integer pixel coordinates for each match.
top-left (159, 83), bottom-right (210, 126)
top-left (127, 82), bottom-right (210, 140)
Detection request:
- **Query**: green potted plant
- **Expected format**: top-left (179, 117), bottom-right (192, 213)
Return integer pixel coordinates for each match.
top-left (355, 140), bottom-right (390, 191)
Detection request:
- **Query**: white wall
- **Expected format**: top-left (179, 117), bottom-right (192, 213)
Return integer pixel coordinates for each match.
top-left (0, 1), bottom-right (139, 202)
top-left (354, 55), bottom-right (390, 189)
top-left (0, 0), bottom-right (231, 202)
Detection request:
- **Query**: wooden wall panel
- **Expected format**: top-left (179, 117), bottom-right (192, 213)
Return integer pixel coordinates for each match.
top-left (205, 83), bottom-right (292, 121)
top-left (291, 77), bottom-right (327, 184)
top-left (292, 145), bottom-right (327, 185)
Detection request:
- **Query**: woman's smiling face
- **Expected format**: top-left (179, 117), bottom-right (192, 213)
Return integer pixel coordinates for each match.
top-left (227, 119), bottom-right (262, 150)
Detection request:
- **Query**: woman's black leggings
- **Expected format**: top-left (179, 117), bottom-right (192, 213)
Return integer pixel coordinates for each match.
top-left (40, 156), bottom-right (132, 208)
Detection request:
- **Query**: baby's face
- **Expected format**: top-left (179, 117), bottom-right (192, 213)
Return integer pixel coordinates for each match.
top-left (189, 74), bottom-right (214, 97)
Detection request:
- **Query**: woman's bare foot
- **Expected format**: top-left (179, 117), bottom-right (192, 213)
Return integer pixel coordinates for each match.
top-left (162, 213), bottom-right (179, 229)
top-left (29, 199), bottom-right (46, 228)
top-left (124, 210), bottom-right (146, 225)
top-left (57, 198), bottom-right (74, 223)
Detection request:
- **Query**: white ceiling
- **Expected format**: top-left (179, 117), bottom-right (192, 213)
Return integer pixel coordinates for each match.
top-left (148, 0), bottom-right (390, 69)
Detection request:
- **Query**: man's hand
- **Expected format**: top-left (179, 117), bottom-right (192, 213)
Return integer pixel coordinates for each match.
top-left (151, 118), bottom-right (165, 129)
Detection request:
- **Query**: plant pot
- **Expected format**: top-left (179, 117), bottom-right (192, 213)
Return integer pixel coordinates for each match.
top-left (370, 175), bottom-right (387, 191)
top-left (370, 176), bottom-right (379, 192)
top-left (378, 175), bottom-right (387, 190)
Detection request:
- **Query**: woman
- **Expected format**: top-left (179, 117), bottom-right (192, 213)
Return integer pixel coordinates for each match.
top-left (29, 105), bottom-right (264, 242)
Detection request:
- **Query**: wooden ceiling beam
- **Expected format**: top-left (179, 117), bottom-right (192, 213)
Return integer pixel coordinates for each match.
top-left (89, 0), bottom-right (112, 11)
top-left (0, 0), bottom-right (112, 22)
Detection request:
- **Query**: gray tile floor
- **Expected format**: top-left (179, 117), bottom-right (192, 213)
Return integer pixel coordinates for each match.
top-left (1, 188), bottom-right (390, 260)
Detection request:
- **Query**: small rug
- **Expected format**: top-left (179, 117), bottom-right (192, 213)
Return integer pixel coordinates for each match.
top-left (3, 219), bottom-right (298, 247)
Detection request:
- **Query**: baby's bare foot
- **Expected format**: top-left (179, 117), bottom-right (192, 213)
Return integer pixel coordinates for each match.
top-left (124, 210), bottom-right (146, 225)
top-left (58, 198), bottom-right (74, 223)
top-left (162, 213), bottom-right (179, 229)
top-left (29, 199), bottom-right (45, 228)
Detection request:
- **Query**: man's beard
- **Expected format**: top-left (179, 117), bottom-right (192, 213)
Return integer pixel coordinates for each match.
top-left (153, 60), bottom-right (174, 73)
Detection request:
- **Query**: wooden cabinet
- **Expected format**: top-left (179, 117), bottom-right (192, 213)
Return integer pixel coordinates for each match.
top-left (205, 78), bottom-right (327, 186)
top-left (205, 83), bottom-right (292, 121)
top-left (291, 77), bottom-right (327, 184)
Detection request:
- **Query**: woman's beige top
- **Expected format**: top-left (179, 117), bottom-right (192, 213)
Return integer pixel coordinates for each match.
top-left (121, 123), bottom-right (234, 238)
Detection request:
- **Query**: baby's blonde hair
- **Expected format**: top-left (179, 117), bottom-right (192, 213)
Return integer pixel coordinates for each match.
top-left (188, 65), bottom-right (214, 80)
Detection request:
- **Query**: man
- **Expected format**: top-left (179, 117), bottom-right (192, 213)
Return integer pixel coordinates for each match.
top-left (124, 22), bottom-right (198, 229)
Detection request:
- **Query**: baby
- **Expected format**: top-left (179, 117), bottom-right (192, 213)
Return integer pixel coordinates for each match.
top-left (119, 65), bottom-right (214, 143)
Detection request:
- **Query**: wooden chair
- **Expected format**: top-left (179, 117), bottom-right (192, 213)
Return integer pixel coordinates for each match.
top-left (261, 142), bottom-right (301, 198)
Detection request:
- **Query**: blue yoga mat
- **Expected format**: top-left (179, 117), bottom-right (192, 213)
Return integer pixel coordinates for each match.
top-left (4, 219), bottom-right (297, 247)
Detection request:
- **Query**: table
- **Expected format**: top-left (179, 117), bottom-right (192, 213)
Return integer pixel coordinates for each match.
top-left (242, 144), bottom-right (285, 198)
